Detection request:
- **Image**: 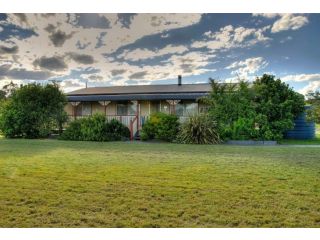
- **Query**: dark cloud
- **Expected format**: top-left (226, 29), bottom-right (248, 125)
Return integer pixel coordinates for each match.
top-left (33, 56), bottom-right (67, 71)
top-left (150, 16), bottom-right (165, 27)
top-left (88, 75), bottom-right (103, 81)
top-left (0, 64), bottom-right (52, 80)
top-left (13, 13), bottom-right (27, 24)
top-left (111, 69), bottom-right (127, 76)
top-left (49, 30), bottom-right (74, 47)
top-left (44, 24), bottom-right (56, 33)
top-left (180, 63), bottom-right (195, 73)
top-left (68, 53), bottom-right (95, 64)
top-left (0, 45), bottom-right (18, 54)
top-left (129, 71), bottom-right (147, 79)
top-left (117, 14), bottom-right (137, 28)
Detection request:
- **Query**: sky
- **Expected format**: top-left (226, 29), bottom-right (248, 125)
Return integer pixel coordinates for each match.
top-left (0, 13), bottom-right (319, 94)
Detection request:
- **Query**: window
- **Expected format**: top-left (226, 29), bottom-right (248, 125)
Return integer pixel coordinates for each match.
top-left (128, 102), bottom-right (137, 115)
top-left (116, 101), bottom-right (137, 115)
top-left (175, 102), bottom-right (198, 116)
top-left (175, 104), bottom-right (184, 116)
top-left (117, 103), bottom-right (127, 116)
top-left (185, 103), bottom-right (198, 116)
top-left (150, 101), bottom-right (160, 113)
top-left (82, 102), bottom-right (92, 116)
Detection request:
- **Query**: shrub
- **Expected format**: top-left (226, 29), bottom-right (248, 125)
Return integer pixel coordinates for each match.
top-left (105, 119), bottom-right (130, 141)
top-left (0, 83), bottom-right (67, 138)
top-left (140, 112), bottom-right (179, 142)
top-left (60, 114), bottom-right (130, 141)
top-left (231, 117), bottom-right (257, 140)
top-left (177, 114), bottom-right (221, 144)
top-left (139, 120), bottom-right (156, 141)
top-left (59, 118), bottom-right (82, 141)
top-left (79, 114), bottom-right (107, 141)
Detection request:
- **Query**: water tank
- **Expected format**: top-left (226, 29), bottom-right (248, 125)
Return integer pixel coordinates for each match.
top-left (284, 106), bottom-right (315, 139)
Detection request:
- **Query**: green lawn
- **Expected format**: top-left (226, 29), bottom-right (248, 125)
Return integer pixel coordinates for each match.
top-left (0, 139), bottom-right (320, 227)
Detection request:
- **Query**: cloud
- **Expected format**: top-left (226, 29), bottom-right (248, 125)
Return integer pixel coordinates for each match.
top-left (271, 14), bottom-right (308, 33)
top-left (0, 45), bottom-right (19, 54)
top-left (111, 69), bottom-right (127, 76)
top-left (1, 13), bottom-right (203, 88)
top-left (13, 13), bottom-right (28, 24)
top-left (70, 13), bottom-right (111, 29)
top-left (191, 25), bottom-right (270, 51)
top-left (226, 57), bottom-right (268, 77)
top-left (252, 13), bottom-right (281, 19)
top-left (118, 44), bottom-right (188, 61)
top-left (161, 33), bottom-right (169, 38)
top-left (299, 81), bottom-right (320, 95)
top-left (33, 56), bottom-right (67, 71)
top-left (87, 75), bottom-right (104, 81)
top-left (281, 73), bottom-right (320, 95)
top-left (60, 79), bottom-right (86, 93)
top-left (0, 26), bottom-right (3, 32)
top-left (49, 30), bottom-right (74, 47)
top-left (0, 64), bottom-right (52, 80)
top-left (129, 71), bottom-right (148, 79)
top-left (282, 73), bottom-right (320, 82)
top-left (68, 53), bottom-right (95, 64)
top-left (253, 14), bottom-right (309, 33)
top-left (116, 14), bottom-right (137, 29)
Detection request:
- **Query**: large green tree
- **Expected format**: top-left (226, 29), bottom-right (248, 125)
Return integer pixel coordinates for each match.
top-left (252, 74), bottom-right (305, 140)
top-left (0, 83), bottom-right (67, 138)
top-left (306, 91), bottom-right (320, 123)
top-left (204, 74), bottom-right (305, 140)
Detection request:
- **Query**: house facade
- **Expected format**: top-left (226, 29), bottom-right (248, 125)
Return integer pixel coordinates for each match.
top-left (65, 77), bottom-right (211, 139)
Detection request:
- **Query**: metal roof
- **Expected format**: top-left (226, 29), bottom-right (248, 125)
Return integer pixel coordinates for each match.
top-left (66, 83), bottom-right (211, 96)
top-left (67, 92), bottom-right (208, 102)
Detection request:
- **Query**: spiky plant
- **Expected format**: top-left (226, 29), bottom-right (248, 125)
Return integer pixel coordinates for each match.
top-left (177, 114), bottom-right (221, 144)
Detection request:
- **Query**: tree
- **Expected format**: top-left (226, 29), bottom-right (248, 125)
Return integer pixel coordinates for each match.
top-left (0, 90), bottom-right (6, 100)
top-left (203, 74), bottom-right (305, 141)
top-left (202, 78), bottom-right (256, 139)
top-left (0, 83), bottom-right (67, 138)
top-left (252, 74), bottom-right (305, 140)
top-left (306, 91), bottom-right (320, 123)
top-left (2, 81), bottom-right (18, 97)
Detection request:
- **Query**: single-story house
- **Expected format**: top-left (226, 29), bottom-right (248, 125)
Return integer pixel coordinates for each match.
top-left (65, 76), bottom-right (211, 139)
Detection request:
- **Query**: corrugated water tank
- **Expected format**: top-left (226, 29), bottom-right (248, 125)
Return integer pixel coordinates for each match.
top-left (284, 106), bottom-right (315, 139)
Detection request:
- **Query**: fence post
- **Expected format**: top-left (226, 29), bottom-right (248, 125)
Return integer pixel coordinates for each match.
top-left (129, 119), bottom-right (133, 141)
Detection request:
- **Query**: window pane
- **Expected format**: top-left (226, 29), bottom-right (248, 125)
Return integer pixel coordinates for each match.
top-left (117, 104), bottom-right (127, 115)
top-left (185, 103), bottom-right (198, 116)
top-left (150, 101), bottom-right (160, 113)
top-left (128, 102), bottom-right (137, 115)
top-left (75, 103), bottom-right (82, 116)
top-left (82, 102), bottom-right (91, 116)
top-left (175, 104), bottom-right (184, 116)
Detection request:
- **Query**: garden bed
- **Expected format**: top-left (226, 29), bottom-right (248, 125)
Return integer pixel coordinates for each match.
top-left (226, 140), bottom-right (277, 145)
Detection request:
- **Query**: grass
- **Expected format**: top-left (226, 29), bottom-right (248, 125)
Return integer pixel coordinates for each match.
top-left (0, 139), bottom-right (320, 227)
